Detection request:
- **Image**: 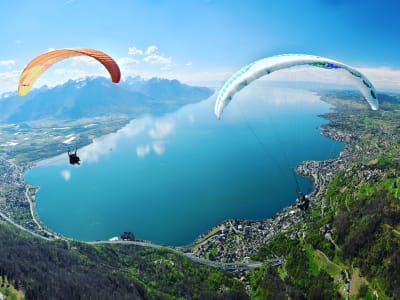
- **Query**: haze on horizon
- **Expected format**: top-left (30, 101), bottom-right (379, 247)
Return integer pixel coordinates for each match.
top-left (1, 0), bottom-right (400, 96)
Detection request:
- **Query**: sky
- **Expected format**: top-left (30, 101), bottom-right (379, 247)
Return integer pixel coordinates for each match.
top-left (1, 0), bottom-right (400, 95)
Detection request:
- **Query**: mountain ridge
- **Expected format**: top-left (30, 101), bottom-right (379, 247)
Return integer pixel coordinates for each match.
top-left (0, 76), bottom-right (213, 123)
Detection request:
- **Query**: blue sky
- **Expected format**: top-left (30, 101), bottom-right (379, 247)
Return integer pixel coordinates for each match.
top-left (1, 0), bottom-right (400, 94)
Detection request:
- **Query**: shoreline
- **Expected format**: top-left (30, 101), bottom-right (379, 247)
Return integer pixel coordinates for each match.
top-left (1, 97), bottom-right (348, 262)
top-left (186, 101), bottom-right (351, 262)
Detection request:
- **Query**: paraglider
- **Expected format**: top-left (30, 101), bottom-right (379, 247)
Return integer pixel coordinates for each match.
top-left (68, 146), bottom-right (80, 165)
top-left (296, 193), bottom-right (310, 211)
top-left (18, 48), bottom-right (121, 96)
top-left (215, 54), bottom-right (379, 119)
top-left (214, 54), bottom-right (380, 201)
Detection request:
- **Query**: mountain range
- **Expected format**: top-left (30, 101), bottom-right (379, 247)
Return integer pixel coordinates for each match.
top-left (0, 77), bottom-right (214, 123)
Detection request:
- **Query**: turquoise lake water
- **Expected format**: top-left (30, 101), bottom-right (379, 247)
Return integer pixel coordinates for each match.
top-left (24, 85), bottom-right (343, 246)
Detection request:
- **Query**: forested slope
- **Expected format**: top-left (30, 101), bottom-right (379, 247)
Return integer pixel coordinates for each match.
top-left (0, 221), bottom-right (246, 299)
top-left (249, 91), bottom-right (400, 299)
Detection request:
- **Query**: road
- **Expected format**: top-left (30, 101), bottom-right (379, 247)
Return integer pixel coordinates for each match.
top-left (1, 156), bottom-right (283, 272)
top-left (88, 240), bottom-right (283, 271)
top-left (1, 156), bottom-right (57, 240)
top-left (0, 209), bottom-right (54, 241)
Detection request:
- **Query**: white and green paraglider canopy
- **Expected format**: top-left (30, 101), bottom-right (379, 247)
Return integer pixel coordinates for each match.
top-left (215, 54), bottom-right (378, 119)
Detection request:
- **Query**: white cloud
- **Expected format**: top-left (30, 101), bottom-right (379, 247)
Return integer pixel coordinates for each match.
top-left (118, 57), bottom-right (139, 65)
top-left (143, 54), bottom-right (172, 65)
top-left (119, 67), bottom-right (140, 79)
top-left (118, 120), bottom-right (145, 137)
top-left (148, 120), bottom-right (174, 139)
top-left (47, 48), bottom-right (56, 52)
top-left (160, 64), bottom-right (173, 72)
top-left (144, 54), bottom-right (172, 65)
top-left (187, 114), bottom-right (195, 124)
top-left (51, 68), bottom-right (89, 82)
top-left (169, 70), bottom-right (231, 85)
top-left (233, 65), bottom-right (400, 91)
top-left (37, 56), bottom-right (111, 88)
top-left (0, 70), bottom-right (20, 95)
top-left (70, 56), bottom-right (98, 66)
top-left (137, 141), bottom-right (166, 157)
top-left (79, 132), bottom-right (119, 163)
top-left (0, 59), bottom-right (15, 68)
top-left (136, 144), bottom-right (151, 157)
top-left (185, 61), bottom-right (193, 67)
top-left (128, 46), bottom-right (144, 55)
top-left (61, 170), bottom-right (71, 181)
top-left (358, 67), bottom-right (400, 90)
top-left (145, 45), bottom-right (158, 55)
top-left (72, 119), bottom-right (146, 163)
top-left (142, 45), bottom-right (172, 66)
top-left (152, 141), bottom-right (165, 155)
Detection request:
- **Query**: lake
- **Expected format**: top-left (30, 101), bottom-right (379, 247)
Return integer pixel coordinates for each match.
top-left (24, 84), bottom-right (343, 246)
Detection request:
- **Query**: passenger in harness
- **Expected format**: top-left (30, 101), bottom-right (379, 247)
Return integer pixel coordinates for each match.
top-left (68, 147), bottom-right (81, 165)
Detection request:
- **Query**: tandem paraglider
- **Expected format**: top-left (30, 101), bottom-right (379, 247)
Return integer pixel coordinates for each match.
top-left (296, 192), bottom-right (310, 211)
top-left (67, 146), bottom-right (81, 166)
top-left (214, 53), bottom-right (379, 205)
top-left (17, 48), bottom-right (121, 166)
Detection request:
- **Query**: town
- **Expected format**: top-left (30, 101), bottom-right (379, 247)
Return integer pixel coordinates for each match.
top-left (190, 205), bottom-right (305, 263)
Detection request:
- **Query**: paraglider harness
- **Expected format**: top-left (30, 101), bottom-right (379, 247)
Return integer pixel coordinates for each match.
top-left (296, 192), bottom-right (310, 211)
top-left (68, 147), bottom-right (80, 165)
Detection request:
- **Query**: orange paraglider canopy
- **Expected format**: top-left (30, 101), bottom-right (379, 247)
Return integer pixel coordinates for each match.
top-left (18, 48), bottom-right (121, 96)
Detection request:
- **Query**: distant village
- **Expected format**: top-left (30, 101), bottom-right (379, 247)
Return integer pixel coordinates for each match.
top-left (0, 157), bottom-right (58, 239)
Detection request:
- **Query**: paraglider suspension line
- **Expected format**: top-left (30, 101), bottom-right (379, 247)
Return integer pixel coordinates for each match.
top-left (234, 100), bottom-right (303, 196)
top-left (292, 170), bottom-right (301, 197)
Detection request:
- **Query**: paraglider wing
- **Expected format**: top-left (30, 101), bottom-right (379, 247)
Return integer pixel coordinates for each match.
top-left (214, 54), bottom-right (379, 119)
top-left (18, 48), bottom-right (121, 96)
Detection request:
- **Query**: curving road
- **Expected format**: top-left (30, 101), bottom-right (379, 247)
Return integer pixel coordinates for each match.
top-left (1, 155), bottom-right (283, 272)
top-left (88, 240), bottom-right (283, 271)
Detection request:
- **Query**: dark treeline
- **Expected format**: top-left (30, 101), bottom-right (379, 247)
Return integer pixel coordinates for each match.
top-left (327, 168), bottom-right (400, 298)
top-left (0, 221), bottom-right (246, 299)
top-left (0, 223), bottom-right (148, 299)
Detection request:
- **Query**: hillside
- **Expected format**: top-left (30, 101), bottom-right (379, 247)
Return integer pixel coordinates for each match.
top-left (0, 220), bottom-right (247, 299)
top-left (249, 91), bottom-right (400, 299)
